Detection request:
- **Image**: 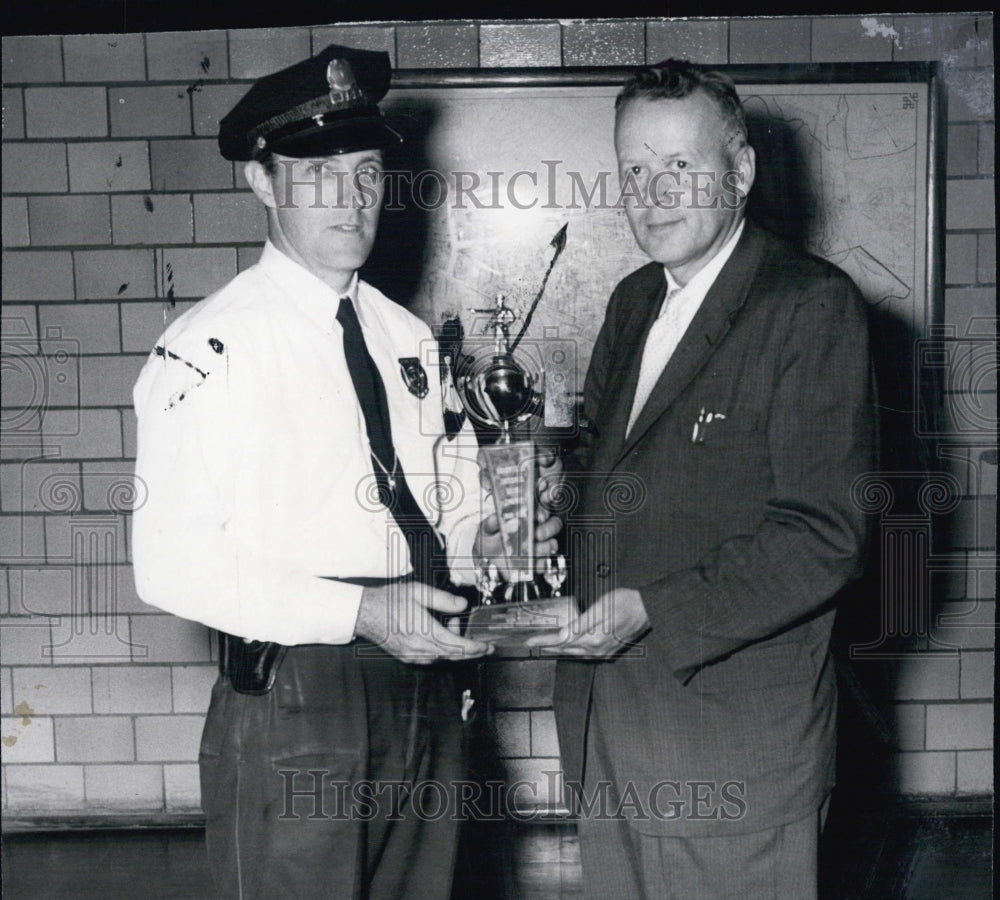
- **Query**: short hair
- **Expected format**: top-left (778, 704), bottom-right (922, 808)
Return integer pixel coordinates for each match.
top-left (252, 147), bottom-right (278, 176)
top-left (616, 58), bottom-right (748, 154)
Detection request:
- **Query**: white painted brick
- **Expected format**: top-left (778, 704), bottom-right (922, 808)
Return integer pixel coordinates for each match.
top-left (2, 714), bottom-right (55, 762)
top-left (892, 703), bottom-right (925, 751)
top-left (12, 666), bottom-right (92, 714)
top-left (193, 192), bottom-right (267, 244)
top-left (0, 461), bottom-right (81, 515)
top-left (157, 247), bottom-right (237, 300)
top-left (0, 515), bottom-right (47, 565)
top-left (75, 248), bottom-right (156, 300)
top-left (47, 617), bottom-right (133, 665)
top-left (502, 758), bottom-right (563, 810)
top-left (935, 601), bottom-right (996, 650)
top-left (129, 614), bottom-right (212, 664)
top-left (0, 616), bottom-right (53, 666)
top-left (44, 515), bottom-right (129, 565)
top-left (892, 653), bottom-right (960, 700)
top-left (42, 408), bottom-right (123, 460)
top-left (25, 87), bottom-right (107, 139)
top-left (54, 715), bottom-right (134, 762)
top-left (530, 709), bottom-right (561, 758)
top-left (171, 664), bottom-right (217, 713)
top-left (63, 33), bottom-right (146, 83)
top-left (164, 762), bottom-right (202, 810)
top-left (5, 764), bottom-right (86, 811)
top-left (926, 702), bottom-right (993, 750)
top-left (967, 567), bottom-right (997, 602)
top-left (491, 710), bottom-right (530, 757)
top-left (960, 650), bottom-right (994, 699)
top-left (890, 751), bottom-right (955, 794)
top-left (92, 665), bottom-right (171, 713)
top-left (956, 750), bottom-right (993, 794)
top-left (0, 666), bottom-right (11, 716)
top-left (135, 713), bottom-right (204, 762)
top-left (85, 763), bottom-right (163, 809)
top-left (68, 140), bottom-right (150, 193)
top-left (228, 27), bottom-right (311, 80)
top-left (7, 566), bottom-right (76, 616)
top-left (120, 299), bottom-right (198, 353)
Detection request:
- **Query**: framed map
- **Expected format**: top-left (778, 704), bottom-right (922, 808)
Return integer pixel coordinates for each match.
top-left (365, 63), bottom-right (941, 430)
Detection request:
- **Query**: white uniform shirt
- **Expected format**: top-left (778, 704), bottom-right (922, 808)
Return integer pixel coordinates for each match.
top-left (132, 241), bottom-right (484, 645)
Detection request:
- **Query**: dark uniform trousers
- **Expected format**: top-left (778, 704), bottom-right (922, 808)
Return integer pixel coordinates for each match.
top-left (199, 643), bottom-right (465, 899)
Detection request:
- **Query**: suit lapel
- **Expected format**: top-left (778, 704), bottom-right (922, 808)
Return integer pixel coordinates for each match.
top-left (615, 224), bottom-right (768, 465)
top-left (593, 269), bottom-right (667, 474)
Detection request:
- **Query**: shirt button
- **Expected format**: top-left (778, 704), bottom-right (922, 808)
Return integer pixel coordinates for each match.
top-left (596, 563), bottom-right (610, 578)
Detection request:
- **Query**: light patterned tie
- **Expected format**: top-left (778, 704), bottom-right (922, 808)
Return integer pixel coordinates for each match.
top-left (626, 287), bottom-right (684, 436)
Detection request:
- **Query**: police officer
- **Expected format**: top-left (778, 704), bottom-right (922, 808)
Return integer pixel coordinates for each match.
top-left (132, 44), bottom-right (560, 899)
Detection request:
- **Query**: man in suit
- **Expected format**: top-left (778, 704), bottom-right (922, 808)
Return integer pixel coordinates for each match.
top-left (528, 59), bottom-right (876, 898)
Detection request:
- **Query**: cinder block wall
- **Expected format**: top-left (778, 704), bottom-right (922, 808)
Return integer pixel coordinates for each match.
top-left (1, 14), bottom-right (994, 820)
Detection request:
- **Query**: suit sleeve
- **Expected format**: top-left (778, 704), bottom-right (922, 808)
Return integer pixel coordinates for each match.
top-left (641, 274), bottom-right (876, 682)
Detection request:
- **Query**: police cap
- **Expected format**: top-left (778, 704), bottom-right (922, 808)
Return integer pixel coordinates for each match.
top-left (218, 44), bottom-right (401, 162)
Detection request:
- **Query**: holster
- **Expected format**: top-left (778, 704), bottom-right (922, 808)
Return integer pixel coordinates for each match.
top-left (218, 632), bottom-right (288, 695)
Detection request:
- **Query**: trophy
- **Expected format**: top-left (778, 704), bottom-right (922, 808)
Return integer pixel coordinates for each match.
top-left (457, 292), bottom-right (544, 587)
top-left (455, 227), bottom-right (570, 649)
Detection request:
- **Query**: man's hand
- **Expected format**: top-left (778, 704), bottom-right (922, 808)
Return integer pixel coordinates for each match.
top-left (474, 445), bottom-right (564, 578)
top-left (355, 580), bottom-right (493, 664)
top-left (535, 445), bottom-right (564, 512)
top-left (524, 588), bottom-right (650, 657)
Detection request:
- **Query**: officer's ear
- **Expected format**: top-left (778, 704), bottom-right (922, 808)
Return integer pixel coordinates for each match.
top-left (245, 160), bottom-right (279, 210)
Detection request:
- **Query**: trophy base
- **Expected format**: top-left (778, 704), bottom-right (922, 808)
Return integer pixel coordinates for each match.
top-left (481, 439), bottom-right (535, 581)
top-left (465, 598), bottom-right (567, 647)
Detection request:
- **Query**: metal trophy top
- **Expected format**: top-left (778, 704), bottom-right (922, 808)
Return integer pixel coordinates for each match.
top-left (459, 293), bottom-right (543, 443)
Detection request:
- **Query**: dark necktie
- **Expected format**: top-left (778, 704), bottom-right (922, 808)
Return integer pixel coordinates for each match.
top-left (336, 296), bottom-right (448, 588)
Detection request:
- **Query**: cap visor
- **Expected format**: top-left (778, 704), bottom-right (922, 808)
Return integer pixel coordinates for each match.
top-left (270, 116), bottom-right (402, 158)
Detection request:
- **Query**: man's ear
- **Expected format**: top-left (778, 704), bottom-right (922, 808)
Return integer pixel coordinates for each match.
top-left (735, 143), bottom-right (756, 199)
top-left (245, 161), bottom-right (278, 209)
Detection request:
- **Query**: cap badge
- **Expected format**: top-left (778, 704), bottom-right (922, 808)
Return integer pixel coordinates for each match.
top-left (327, 59), bottom-right (360, 101)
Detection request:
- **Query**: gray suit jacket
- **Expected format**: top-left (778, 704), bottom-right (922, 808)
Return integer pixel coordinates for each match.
top-left (554, 222), bottom-right (876, 837)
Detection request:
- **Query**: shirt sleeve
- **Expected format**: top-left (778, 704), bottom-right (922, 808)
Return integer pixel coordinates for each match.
top-left (131, 335), bottom-right (364, 646)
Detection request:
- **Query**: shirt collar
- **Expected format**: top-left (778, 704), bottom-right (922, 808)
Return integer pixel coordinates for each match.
top-left (256, 240), bottom-right (361, 333)
top-left (663, 218), bottom-right (746, 302)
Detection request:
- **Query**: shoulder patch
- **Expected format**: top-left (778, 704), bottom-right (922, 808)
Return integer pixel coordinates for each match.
top-left (154, 344), bottom-right (210, 409)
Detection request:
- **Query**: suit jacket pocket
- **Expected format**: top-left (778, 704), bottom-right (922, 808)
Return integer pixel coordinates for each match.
top-left (692, 641), bottom-right (813, 694)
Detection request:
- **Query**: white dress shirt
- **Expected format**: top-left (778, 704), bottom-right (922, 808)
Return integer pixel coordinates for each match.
top-left (626, 221), bottom-right (746, 435)
top-left (132, 241), bottom-right (484, 645)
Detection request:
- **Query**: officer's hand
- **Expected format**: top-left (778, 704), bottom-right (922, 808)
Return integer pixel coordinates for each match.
top-left (524, 589), bottom-right (649, 657)
top-left (356, 580), bottom-right (493, 664)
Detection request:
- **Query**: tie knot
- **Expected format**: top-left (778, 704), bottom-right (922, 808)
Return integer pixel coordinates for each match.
top-left (336, 296), bottom-right (356, 327)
